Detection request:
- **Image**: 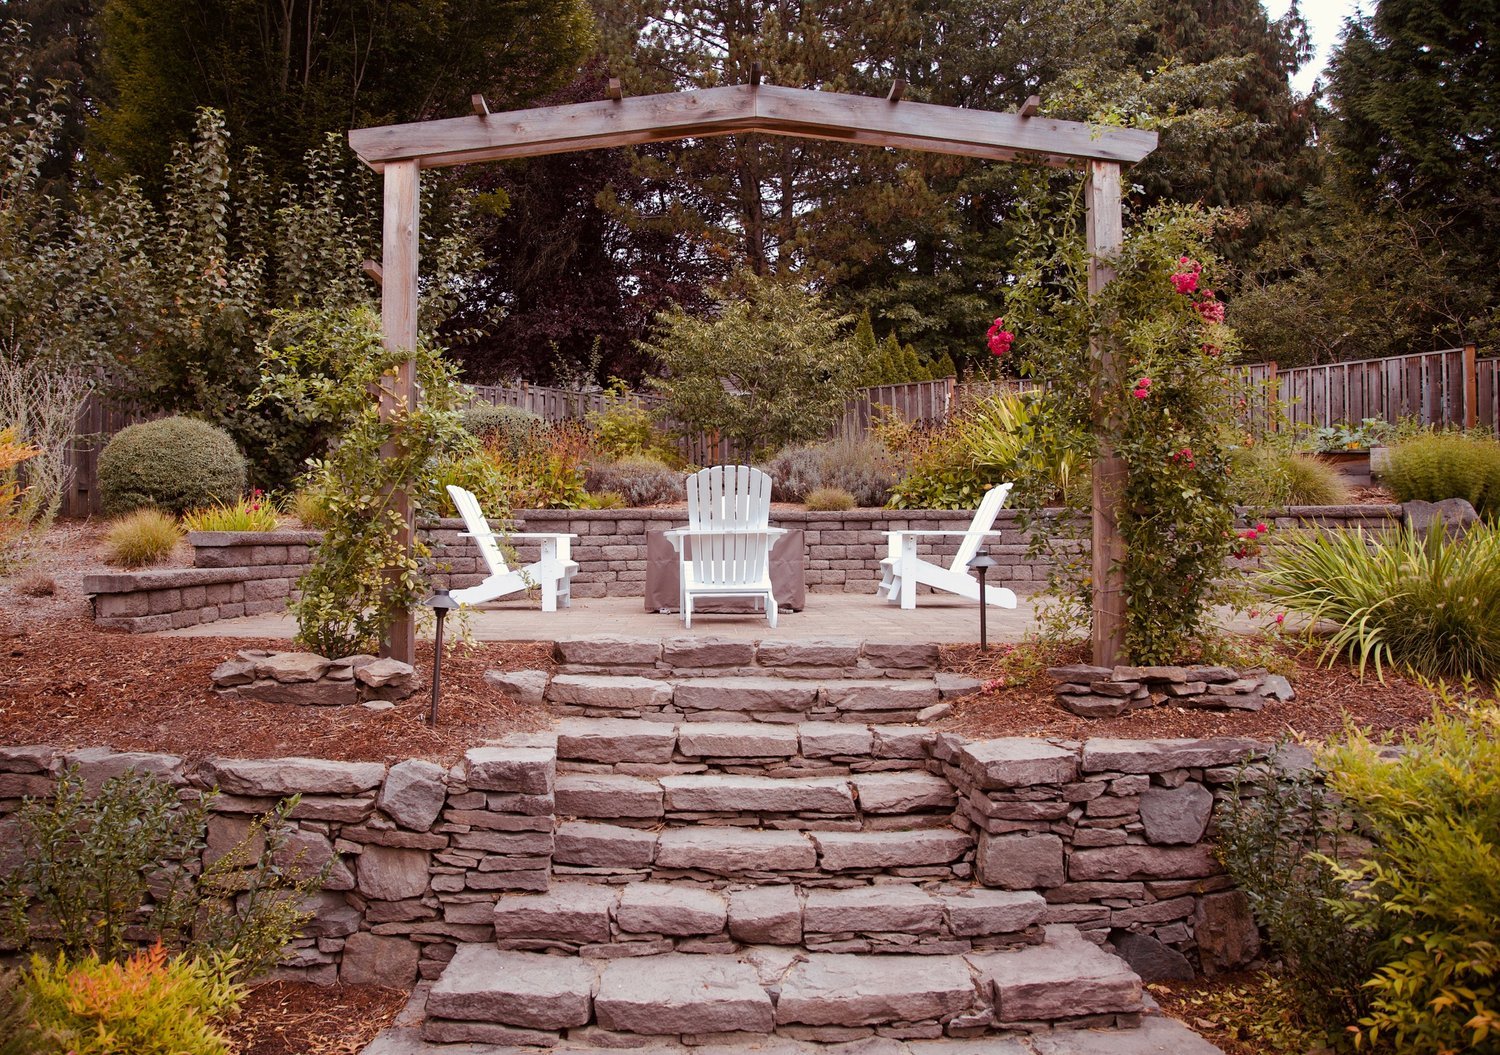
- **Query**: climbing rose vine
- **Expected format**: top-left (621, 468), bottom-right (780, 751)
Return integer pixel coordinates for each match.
top-left (986, 318), bottom-right (1015, 357)
top-left (1002, 203), bottom-right (1248, 662)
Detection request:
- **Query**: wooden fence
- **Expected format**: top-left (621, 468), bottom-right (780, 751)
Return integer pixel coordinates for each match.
top-left (62, 395), bottom-right (162, 518)
top-left (1243, 346), bottom-right (1497, 432)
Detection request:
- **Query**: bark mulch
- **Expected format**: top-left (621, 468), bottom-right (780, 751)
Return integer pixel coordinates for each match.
top-left (224, 980), bottom-right (407, 1055)
top-left (0, 620), bottom-right (550, 765)
top-left (937, 640), bottom-right (1441, 743)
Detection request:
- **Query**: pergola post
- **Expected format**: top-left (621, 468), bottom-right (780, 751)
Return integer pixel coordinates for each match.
top-left (380, 160), bottom-right (420, 664)
top-left (1085, 160), bottom-right (1126, 666)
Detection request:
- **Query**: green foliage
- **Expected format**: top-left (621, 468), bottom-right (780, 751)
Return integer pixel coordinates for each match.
top-left (1227, 446), bottom-right (1350, 507)
top-left (255, 305), bottom-right (476, 658)
top-left (98, 417), bottom-right (247, 517)
top-left (104, 510), bottom-right (183, 569)
top-left (1320, 702), bottom-right (1500, 1053)
top-left (461, 404), bottom-right (546, 456)
top-left (1384, 432), bottom-right (1500, 518)
top-left (288, 489), bottom-right (335, 530)
top-left (804, 487), bottom-right (856, 512)
top-left (1313, 418), bottom-right (1391, 453)
top-left (884, 392), bottom-right (1086, 510)
top-left (16, 944), bottom-right (243, 1055)
top-left (180, 492), bottom-right (279, 533)
top-left (1006, 201), bottom-right (1244, 662)
top-left (764, 435), bottom-right (900, 508)
top-left (1261, 523), bottom-right (1500, 681)
top-left (587, 382), bottom-right (678, 462)
top-left (643, 274), bottom-right (864, 458)
top-left (1215, 749), bottom-right (1377, 1039)
top-left (584, 455), bottom-right (683, 508)
top-left (434, 452), bottom-right (510, 515)
top-left (0, 769), bottom-right (321, 979)
top-left (580, 490), bottom-right (627, 509)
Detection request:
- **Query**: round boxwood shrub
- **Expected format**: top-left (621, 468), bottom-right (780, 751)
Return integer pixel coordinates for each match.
top-left (98, 416), bottom-right (247, 516)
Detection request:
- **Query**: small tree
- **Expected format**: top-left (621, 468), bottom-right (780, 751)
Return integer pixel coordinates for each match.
top-left (643, 274), bottom-right (864, 458)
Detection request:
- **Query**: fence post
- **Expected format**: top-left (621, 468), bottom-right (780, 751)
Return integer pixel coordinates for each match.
top-left (1463, 343), bottom-right (1479, 429)
top-left (1265, 361), bottom-right (1278, 432)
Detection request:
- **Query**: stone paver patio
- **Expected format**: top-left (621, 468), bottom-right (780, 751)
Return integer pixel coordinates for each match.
top-left (163, 592), bottom-right (1265, 643)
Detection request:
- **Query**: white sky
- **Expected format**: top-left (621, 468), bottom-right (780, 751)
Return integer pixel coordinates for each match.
top-left (1274, 0), bottom-right (1368, 95)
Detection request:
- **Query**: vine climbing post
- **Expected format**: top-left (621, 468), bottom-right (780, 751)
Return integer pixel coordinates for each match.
top-left (1085, 160), bottom-right (1126, 666)
top-left (380, 159), bottom-right (420, 664)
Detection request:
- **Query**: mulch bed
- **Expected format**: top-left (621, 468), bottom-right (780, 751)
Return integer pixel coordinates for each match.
top-left (0, 620), bottom-right (550, 764)
top-left (224, 980), bottom-right (407, 1055)
top-left (937, 640), bottom-right (1441, 743)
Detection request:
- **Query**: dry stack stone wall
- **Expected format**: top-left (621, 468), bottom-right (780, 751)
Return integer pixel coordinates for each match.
top-left (0, 730), bottom-right (1275, 987)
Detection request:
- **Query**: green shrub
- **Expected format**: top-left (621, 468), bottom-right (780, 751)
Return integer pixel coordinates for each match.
top-left (180, 491), bottom-right (279, 533)
top-left (1384, 432), bottom-right (1500, 517)
top-left (105, 510), bottom-right (182, 568)
top-left (1216, 748), bottom-right (1377, 1042)
top-left (433, 452), bottom-right (509, 514)
top-left (1261, 523), bottom-right (1500, 681)
top-left (804, 486), bottom-right (856, 511)
top-left (1321, 702), bottom-right (1500, 1054)
top-left (764, 435), bottom-right (899, 507)
top-left (580, 490), bottom-right (626, 509)
top-left (486, 422), bottom-right (590, 510)
top-left (587, 383), bottom-right (677, 463)
top-left (16, 944), bottom-right (242, 1055)
top-left (584, 454), bottom-right (683, 507)
top-left (0, 768), bottom-right (322, 979)
top-left (460, 404), bottom-right (545, 455)
top-left (1228, 446), bottom-right (1350, 507)
top-left (98, 418), bottom-right (247, 517)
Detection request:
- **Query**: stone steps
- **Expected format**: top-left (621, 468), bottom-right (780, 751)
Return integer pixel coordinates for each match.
top-left (544, 674), bottom-right (948, 723)
top-left (552, 820), bottom-right (975, 881)
top-left (419, 924), bottom-right (1144, 1045)
top-left (490, 879), bottom-right (1047, 956)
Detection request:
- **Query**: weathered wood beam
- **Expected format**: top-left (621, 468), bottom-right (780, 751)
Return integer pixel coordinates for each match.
top-left (750, 62), bottom-right (762, 86)
top-left (888, 78), bottom-right (906, 103)
top-left (471, 93), bottom-right (490, 118)
top-left (348, 83), bottom-right (1157, 171)
top-left (1085, 160), bottom-right (1127, 667)
top-left (379, 160), bottom-right (420, 665)
top-left (361, 259), bottom-right (384, 285)
top-left (606, 78), bottom-right (622, 101)
top-left (1019, 95), bottom-right (1041, 118)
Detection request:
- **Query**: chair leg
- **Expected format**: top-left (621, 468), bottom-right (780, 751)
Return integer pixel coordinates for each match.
top-left (683, 594), bottom-right (692, 629)
top-left (540, 575), bottom-right (558, 613)
top-left (766, 593), bottom-right (778, 629)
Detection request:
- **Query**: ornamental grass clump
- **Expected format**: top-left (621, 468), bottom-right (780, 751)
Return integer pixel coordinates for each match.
top-left (1228, 446), bottom-right (1349, 507)
top-left (105, 509), bottom-right (182, 568)
top-left (804, 486), bottom-right (856, 511)
top-left (180, 491), bottom-right (279, 532)
top-left (1260, 522), bottom-right (1500, 681)
top-left (1384, 431), bottom-right (1500, 517)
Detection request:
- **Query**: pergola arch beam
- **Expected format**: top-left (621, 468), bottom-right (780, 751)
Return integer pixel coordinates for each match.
top-left (348, 84), bottom-right (1156, 172)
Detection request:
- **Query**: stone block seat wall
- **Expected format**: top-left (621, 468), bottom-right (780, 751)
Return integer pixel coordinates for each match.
top-left (85, 505), bottom-right (1400, 632)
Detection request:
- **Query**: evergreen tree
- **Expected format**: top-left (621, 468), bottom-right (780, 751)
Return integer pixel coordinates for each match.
top-left (90, 0), bottom-right (596, 186)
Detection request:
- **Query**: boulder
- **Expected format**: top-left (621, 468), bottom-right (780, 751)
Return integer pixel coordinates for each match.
top-left (204, 757), bottom-right (385, 796)
top-left (1138, 783), bottom-right (1214, 845)
top-left (1193, 890), bottom-right (1261, 973)
top-left (255, 652), bottom-right (330, 683)
top-left (1110, 931), bottom-right (1194, 981)
top-left (355, 657), bottom-right (417, 690)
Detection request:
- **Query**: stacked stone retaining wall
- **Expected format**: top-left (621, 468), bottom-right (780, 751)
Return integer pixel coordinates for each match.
top-left (0, 732), bottom-right (1273, 987)
top-left (85, 505), bottom-right (1400, 632)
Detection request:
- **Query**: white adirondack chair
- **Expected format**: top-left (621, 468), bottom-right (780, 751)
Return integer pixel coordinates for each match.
top-left (446, 485), bottom-right (578, 611)
top-left (664, 465), bottom-right (786, 628)
top-left (879, 482), bottom-right (1018, 610)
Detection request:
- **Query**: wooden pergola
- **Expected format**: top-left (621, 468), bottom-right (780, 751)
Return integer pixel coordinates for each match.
top-left (348, 80), bottom-right (1157, 666)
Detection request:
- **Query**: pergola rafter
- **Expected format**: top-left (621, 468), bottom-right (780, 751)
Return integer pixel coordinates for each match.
top-left (348, 80), bottom-right (1156, 666)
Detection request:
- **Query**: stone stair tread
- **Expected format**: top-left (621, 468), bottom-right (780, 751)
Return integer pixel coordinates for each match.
top-left (426, 945), bottom-right (595, 1030)
top-left (774, 952), bottom-right (976, 1026)
top-left (556, 718), bottom-right (678, 764)
top-left (556, 773), bottom-right (664, 818)
top-left (968, 925), bottom-right (1144, 1022)
top-left (489, 880), bottom-right (1045, 948)
top-left (660, 773), bottom-right (858, 814)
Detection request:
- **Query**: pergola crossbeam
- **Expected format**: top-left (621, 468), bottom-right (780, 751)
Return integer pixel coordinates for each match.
top-left (348, 84), bottom-right (1155, 172)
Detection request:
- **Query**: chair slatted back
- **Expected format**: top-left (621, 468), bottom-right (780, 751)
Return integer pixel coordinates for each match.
top-left (447, 485), bottom-right (510, 577)
top-left (684, 465), bottom-right (773, 587)
top-left (948, 482), bottom-right (1015, 574)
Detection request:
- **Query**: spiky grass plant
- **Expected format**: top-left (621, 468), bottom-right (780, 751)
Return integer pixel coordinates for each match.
top-left (1260, 523), bottom-right (1500, 681)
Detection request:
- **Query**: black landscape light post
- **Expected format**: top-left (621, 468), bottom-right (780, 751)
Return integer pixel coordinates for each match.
top-left (423, 588), bottom-right (460, 726)
top-left (967, 547), bottom-right (998, 651)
